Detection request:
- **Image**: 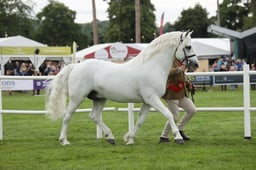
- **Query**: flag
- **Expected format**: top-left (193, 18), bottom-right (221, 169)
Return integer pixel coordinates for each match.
top-left (159, 12), bottom-right (164, 35)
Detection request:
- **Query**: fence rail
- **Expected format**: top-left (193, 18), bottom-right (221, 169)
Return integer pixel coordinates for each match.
top-left (0, 64), bottom-right (255, 140)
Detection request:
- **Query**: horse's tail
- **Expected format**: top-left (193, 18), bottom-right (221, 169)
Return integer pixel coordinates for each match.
top-left (45, 64), bottom-right (75, 120)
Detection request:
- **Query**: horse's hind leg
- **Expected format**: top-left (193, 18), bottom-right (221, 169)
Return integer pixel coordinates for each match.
top-left (89, 99), bottom-right (115, 144)
top-left (59, 97), bottom-right (84, 145)
top-left (124, 103), bottom-right (151, 145)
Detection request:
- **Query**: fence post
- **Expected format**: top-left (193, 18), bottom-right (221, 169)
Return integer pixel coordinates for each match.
top-left (243, 64), bottom-right (251, 140)
top-left (0, 72), bottom-right (2, 140)
top-left (128, 103), bottom-right (134, 132)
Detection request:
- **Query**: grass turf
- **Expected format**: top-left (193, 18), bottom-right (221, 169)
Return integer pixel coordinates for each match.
top-left (0, 86), bottom-right (255, 170)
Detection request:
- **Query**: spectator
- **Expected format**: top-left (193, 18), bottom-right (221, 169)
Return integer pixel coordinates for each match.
top-left (219, 64), bottom-right (227, 91)
top-left (33, 68), bottom-right (41, 96)
top-left (229, 65), bottom-right (237, 91)
top-left (250, 63), bottom-right (256, 90)
top-left (14, 61), bottom-right (21, 75)
top-left (5, 60), bottom-right (15, 95)
top-left (26, 63), bottom-right (35, 76)
top-left (19, 62), bottom-right (28, 76)
top-left (5, 60), bottom-right (15, 76)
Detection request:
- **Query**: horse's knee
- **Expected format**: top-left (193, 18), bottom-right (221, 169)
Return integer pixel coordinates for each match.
top-left (63, 113), bottom-right (72, 123)
top-left (89, 112), bottom-right (98, 122)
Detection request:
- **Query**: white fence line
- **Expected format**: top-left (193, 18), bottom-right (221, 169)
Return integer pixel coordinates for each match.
top-left (0, 65), bottom-right (255, 140)
top-left (0, 75), bottom-right (116, 140)
top-left (1, 108), bottom-right (116, 114)
top-left (118, 107), bottom-right (256, 112)
top-left (110, 64), bottom-right (256, 140)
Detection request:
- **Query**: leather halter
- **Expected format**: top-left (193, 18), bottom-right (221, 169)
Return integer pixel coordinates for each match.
top-left (174, 32), bottom-right (196, 66)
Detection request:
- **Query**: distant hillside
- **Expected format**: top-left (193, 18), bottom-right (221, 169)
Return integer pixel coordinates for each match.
top-left (80, 20), bottom-right (109, 45)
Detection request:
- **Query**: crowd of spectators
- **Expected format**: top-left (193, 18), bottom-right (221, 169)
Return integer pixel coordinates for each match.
top-left (5, 60), bottom-right (62, 76)
top-left (210, 56), bottom-right (256, 91)
top-left (4, 60), bottom-right (63, 95)
top-left (211, 56), bottom-right (246, 72)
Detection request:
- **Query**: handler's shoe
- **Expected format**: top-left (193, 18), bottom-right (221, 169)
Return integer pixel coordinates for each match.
top-left (179, 130), bottom-right (190, 140)
top-left (159, 137), bottom-right (170, 143)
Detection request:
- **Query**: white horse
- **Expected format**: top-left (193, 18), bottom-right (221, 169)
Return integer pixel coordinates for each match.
top-left (46, 31), bottom-right (199, 145)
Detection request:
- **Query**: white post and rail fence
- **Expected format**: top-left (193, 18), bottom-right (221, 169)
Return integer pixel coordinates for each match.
top-left (0, 64), bottom-right (255, 140)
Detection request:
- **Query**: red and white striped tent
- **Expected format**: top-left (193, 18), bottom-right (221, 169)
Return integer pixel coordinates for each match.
top-left (75, 39), bottom-right (230, 63)
top-left (75, 42), bottom-right (147, 62)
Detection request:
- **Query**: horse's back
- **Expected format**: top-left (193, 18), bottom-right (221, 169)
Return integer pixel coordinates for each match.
top-left (68, 59), bottom-right (166, 102)
top-left (68, 59), bottom-right (143, 102)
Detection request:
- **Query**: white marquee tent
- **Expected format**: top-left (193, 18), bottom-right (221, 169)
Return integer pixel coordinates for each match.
top-left (0, 35), bottom-right (46, 47)
top-left (75, 42), bottom-right (147, 62)
top-left (75, 38), bottom-right (230, 62)
top-left (192, 38), bottom-right (230, 59)
top-left (0, 35), bottom-right (72, 74)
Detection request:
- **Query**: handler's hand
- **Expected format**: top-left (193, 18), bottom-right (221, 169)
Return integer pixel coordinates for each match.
top-left (179, 65), bottom-right (186, 72)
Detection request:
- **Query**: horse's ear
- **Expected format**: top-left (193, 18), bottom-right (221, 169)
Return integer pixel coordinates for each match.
top-left (185, 30), bottom-right (191, 37)
top-left (185, 30), bottom-right (193, 37)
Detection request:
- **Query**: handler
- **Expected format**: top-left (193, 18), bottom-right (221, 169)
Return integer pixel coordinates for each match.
top-left (160, 59), bottom-right (197, 143)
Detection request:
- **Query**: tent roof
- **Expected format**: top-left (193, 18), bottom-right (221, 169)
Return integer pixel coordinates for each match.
top-left (75, 43), bottom-right (146, 61)
top-left (75, 38), bottom-right (230, 61)
top-left (192, 38), bottom-right (230, 58)
top-left (0, 35), bottom-right (46, 47)
top-left (208, 25), bottom-right (256, 39)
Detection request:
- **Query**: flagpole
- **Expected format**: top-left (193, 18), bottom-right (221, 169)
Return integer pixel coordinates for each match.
top-left (159, 12), bottom-right (164, 35)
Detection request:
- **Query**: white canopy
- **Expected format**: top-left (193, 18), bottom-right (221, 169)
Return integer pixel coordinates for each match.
top-left (75, 43), bottom-right (146, 62)
top-left (0, 35), bottom-right (46, 47)
top-left (192, 38), bottom-right (230, 59)
top-left (0, 35), bottom-right (72, 74)
top-left (76, 38), bottom-right (230, 62)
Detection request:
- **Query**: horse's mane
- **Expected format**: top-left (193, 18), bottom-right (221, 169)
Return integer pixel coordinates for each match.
top-left (130, 31), bottom-right (182, 63)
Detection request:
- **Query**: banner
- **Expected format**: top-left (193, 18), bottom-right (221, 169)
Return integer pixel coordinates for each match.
top-left (1, 80), bottom-right (33, 90)
top-left (1, 79), bottom-right (50, 90)
top-left (33, 80), bottom-right (49, 90)
top-left (191, 75), bottom-right (256, 86)
top-left (1, 47), bottom-right (71, 55)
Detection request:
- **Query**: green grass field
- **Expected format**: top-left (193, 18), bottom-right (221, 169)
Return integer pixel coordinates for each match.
top-left (0, 86), bottom-right (255, 170)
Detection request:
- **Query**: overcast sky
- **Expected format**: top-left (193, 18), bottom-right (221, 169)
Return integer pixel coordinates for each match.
top-left (30, 0), bottom-right (221, 25)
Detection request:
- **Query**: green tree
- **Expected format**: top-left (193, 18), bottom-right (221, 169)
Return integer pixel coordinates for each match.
top-left (173, 3), bottom-right (211, 37)
top-left (163, 22), bottom-right (175, 33)
top-left (36, 0), bottom-right (87, 49)
top-left (105, 0), bottom-right (157, 43)
top-left (219, 0), bottom-right (248, 31)
top-left (81, 20), bottom-right (109, 46)
top-left (243, 0), bottom-right (256, 29)
top-left (0, 0), bottom-right (34, 37)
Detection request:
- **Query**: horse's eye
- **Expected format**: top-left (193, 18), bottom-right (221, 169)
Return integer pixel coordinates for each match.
top-left (185, 46), bottom-right (191, 50)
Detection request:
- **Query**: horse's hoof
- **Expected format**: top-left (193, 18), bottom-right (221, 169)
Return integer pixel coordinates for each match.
top-left (59, 138), bottom-right (70, 146)
top-left (175, 139), bottom-right (184, 145)
top-left (60, 141), bottom-right (70, 146)
top-left (126, 141), bottom-right (134, 145)
top-left (106, 139), bottom-right (115, 145)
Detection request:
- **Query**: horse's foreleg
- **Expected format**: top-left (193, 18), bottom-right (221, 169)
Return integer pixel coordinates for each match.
top-left (89, 99), bottom-right (115, 144)
top-left (146, 97), bottom-right (184, 144)
top-left (124, 103), bottom-right (151, 145)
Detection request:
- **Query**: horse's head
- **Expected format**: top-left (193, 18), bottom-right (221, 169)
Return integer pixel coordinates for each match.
top-left (175, 31), bottom-right (199, 71)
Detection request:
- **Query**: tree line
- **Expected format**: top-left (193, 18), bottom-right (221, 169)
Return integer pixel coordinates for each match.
top-left (0, 0), bottom-right (255, 50)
